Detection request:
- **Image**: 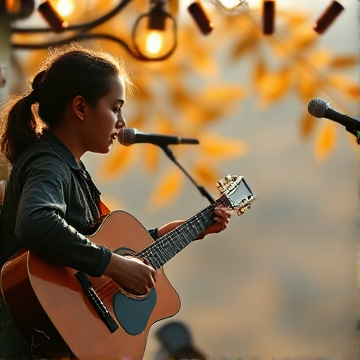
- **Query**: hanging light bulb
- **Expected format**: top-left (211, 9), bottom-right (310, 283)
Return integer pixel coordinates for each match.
top-left (132, 0), bottom-right (177, 60)
top-left (5, 0), bottom-right (35, 20)
top-left (38, 1), bottom-right (68, 33)
top-left (50, 0), bottom-right (92, 21)
top-left (209, 0), bottom-right (248, 16)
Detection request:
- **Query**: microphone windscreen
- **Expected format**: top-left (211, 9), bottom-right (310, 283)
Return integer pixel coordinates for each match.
top-left (118, 127), bottom-right (136, 146)
top-left (308, 98), bottom-right (329, 118)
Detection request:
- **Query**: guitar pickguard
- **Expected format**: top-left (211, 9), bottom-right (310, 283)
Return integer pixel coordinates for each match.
top-left (113, 287), bottom-right (157, 335)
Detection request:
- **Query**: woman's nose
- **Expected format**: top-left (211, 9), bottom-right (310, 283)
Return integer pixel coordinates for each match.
top-left (116, 112), bottom-right (126, 129)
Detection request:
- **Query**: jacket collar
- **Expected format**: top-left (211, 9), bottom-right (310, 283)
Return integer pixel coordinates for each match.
top-left (40, 130), bottom-right (81, 171)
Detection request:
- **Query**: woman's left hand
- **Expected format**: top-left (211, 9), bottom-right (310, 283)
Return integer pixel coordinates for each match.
top-left (157, 205), bottom-right (232, 240)
top-left (196, 205), bottom-right (232, 240)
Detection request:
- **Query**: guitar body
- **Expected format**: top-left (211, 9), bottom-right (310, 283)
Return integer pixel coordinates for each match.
top-left (1, 211), bottom-right (181, 360)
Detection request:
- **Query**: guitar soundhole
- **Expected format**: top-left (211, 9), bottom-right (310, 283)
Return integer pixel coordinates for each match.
top-left (113, 247), bottom-right (136, 257)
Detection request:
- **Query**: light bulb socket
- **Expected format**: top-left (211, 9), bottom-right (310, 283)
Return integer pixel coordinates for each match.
top-left (148, 5), bottom-right (167, 30)
top-left (188, 1), bottom-right (214, 35)
top-left (38, 1), bottom-right (67, 33)
top-left (313, 0), bottom-right (344, 34)
top-left (262, 0), bottom-right (275, 35)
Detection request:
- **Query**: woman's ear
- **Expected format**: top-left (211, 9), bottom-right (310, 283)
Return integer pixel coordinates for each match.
top-left (73, 95), bottom-right (86, 121)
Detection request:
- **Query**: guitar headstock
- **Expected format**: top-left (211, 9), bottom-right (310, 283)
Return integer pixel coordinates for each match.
top-left (217, 175), bottom-right (255, 216)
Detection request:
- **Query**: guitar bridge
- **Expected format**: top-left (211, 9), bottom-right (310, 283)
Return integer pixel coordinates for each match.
top-left (75, 272), bottom-right (118, 333)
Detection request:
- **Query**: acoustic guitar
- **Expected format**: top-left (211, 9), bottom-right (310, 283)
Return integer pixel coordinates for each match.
top-left (0, 175), bottom-right (255, 360)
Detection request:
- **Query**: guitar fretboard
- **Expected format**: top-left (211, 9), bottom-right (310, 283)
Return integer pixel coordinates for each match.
top-left (137, 196), bottom-right (228, 269)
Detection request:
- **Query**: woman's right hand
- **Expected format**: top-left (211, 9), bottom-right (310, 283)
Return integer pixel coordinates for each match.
top-left (103, 253), bottom-right (157, 295)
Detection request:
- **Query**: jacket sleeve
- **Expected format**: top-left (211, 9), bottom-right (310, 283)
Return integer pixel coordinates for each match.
top-left (15, 155), bottom-right (112, 277)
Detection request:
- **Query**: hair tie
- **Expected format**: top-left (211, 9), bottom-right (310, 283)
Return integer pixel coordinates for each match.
top-left (29, 69), bottom-right (46, 103)
top-left (28, 88), bottom-right (41, 103)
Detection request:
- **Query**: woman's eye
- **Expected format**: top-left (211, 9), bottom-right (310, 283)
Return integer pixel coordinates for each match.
top-left (114, 108), bottom-right (120, 114)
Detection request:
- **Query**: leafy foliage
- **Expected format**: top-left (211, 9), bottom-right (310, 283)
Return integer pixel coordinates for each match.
top-left (15, 1), bottom-right (359, 209)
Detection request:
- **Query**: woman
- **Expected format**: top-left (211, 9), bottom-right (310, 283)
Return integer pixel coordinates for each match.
top-left (0, 44), bottom-right (231, 359)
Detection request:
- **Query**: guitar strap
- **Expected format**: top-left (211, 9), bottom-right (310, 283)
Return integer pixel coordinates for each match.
top-left (97, 199), bottom-right (111, 216)
top-left (91, 199), bottom-right (111, 232)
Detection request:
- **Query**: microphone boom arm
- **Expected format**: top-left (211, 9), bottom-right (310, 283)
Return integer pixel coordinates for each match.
top-left (160, 146), bottom-right (215, 204)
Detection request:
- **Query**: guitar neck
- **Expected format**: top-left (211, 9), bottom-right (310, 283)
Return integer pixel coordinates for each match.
top-left (137, 198), bottom-right (225, 269)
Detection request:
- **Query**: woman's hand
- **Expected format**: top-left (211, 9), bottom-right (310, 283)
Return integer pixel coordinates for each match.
top-left (157, 205), bottom-right (232, 241)
top-left (104, 253), bottom-right (158, 295)
top-left (196, 205), bottom-right (232, 240)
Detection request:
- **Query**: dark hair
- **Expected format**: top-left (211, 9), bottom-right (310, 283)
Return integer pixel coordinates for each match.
top-left (0, 44), bottom-right (132, 164)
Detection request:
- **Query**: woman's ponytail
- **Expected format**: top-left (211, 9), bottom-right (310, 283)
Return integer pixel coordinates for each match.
top-left (0, 70), bottom-right (46, 165)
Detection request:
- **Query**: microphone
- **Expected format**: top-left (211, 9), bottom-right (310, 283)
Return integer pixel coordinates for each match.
top-left (307, 98), bottom-right (360, 132)
top-left (118, 127), bottom-right (199, 146)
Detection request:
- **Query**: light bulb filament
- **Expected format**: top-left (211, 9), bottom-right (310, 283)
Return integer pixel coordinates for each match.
top-left (146, 31), bottom-right (164, 54)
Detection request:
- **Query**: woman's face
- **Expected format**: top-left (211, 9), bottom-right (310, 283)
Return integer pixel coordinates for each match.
top-left (81, 75), bottom-right (126, 154)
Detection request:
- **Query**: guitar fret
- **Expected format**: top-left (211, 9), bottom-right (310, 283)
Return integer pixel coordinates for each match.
top-left (137, 202), bottom-right (220, 269)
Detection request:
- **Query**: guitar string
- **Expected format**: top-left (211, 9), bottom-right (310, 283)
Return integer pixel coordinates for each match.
top-left (137, 196), bottom-right (228, 269)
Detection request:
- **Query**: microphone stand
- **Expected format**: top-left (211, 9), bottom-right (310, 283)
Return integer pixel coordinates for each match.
top-left (160, 146), bottom-right (215, 204)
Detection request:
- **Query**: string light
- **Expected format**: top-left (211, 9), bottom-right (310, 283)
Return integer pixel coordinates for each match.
top-left (313, 0), bottom-right (344, 35)
top-left (38, 1), bottom-right (68, 33)
top-left (6, 0), bottom-right (347, 61)
top-left (262, 0), bottom-right (275, 35)
top-left (5, 0), bottom-right (34, 20)
top-left (188, 0), bottom-right (214, 35)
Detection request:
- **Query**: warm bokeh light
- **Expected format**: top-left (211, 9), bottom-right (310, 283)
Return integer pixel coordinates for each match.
top-left (50, 0), bottom-right (92, 20)
top-left (5, 0), bottom-right (21, 13)
top-left (54, 0), bottom-right (75, 17)
top-left (146, 31), bottom-right (163, 54)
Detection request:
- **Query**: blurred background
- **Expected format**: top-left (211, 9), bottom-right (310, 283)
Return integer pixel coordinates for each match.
top-left (0, 0), bottom-right (359, 358)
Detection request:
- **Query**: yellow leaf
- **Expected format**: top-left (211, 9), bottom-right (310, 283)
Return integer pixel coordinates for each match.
top-left (127, 112), bottom-right (146, 130)
top-left (200, 133), bottom-right (249, 159)
top-left (100, 143), bottom-right (137, 178)
top-left (183, 106), bottom-right (226, 125)
top-left (329, 55), bottom-right (360, 68)
top-left (284, 25), bottom-right (318, 53)
top-left (154, 117), bottom-right (177, 134)
top-left (298, 76), bottom-right (319, 101)
top-left (346, 84), bottom-right (360, 101)
top-left (190, 51), bottom-right (219, 78)
top-left (192, 163), bottom-right (220, 189)
top-left (169, 87), bottom-right (193, 108)
top-left (279, 9), bottom-right (310, 26)
top-left (231, 35), bottom-right (259, 60)
top-left (300, 112), bottom-right (316, 140)
top-left (256, 67), bottom-right (293, 108)
top-left (315, 122), bottom-right (336, 161)
top-left (307, 49), bottom-right (331, 68)
top-left (253, 58), bottom-right (266, 85)
top-left (177, 27), bottom-right (220, 77)
top-left (200, 85), bottom-right (246, 104)
top-left (327, 75), bottom-right (360, 101)
top-left (147, 168), bottom-right (184, 210)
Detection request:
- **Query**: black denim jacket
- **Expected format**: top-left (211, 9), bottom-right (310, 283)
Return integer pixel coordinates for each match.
top-left (0, 130), bottom-right (158, 275)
